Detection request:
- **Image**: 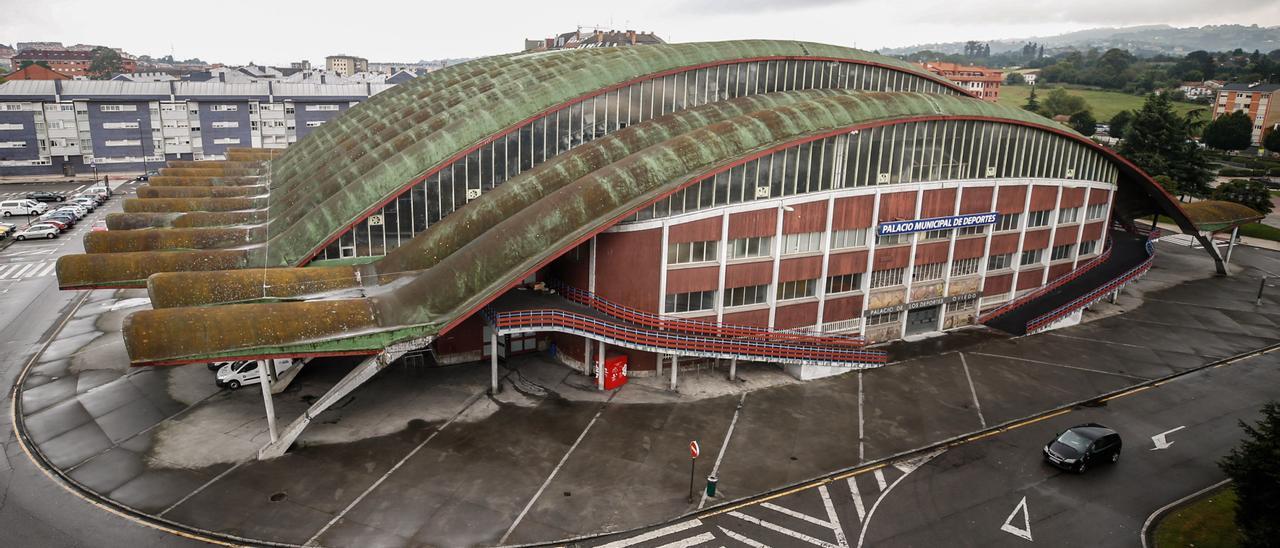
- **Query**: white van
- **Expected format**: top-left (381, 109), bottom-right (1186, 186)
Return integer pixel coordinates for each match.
top-left (0, 200), bottom-right (48, 217)
top-left (215, 358), bottom-right (298, 390)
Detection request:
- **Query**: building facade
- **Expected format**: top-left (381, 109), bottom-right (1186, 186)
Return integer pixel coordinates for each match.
top-left (10, 49), bottom-right (138, 78)
top-left (0, 80), bottom-right (392, 175)
top-left (1213, 82), bottom-right (1280, 146)
top-left (919, 61), bottom-right (1002, 102)
top-left (325, 55), bottom-right (368, 77)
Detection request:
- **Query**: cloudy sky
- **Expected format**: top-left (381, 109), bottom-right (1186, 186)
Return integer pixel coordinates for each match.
top-left (4, 0), bottom-right (1279, 65)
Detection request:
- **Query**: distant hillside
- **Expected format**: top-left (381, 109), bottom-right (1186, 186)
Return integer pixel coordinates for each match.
top-left (882, 24), bottom-right (1280, 57)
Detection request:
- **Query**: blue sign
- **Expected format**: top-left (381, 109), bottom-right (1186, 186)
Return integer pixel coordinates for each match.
top-left (878, 212), bottom-right (1000, 236)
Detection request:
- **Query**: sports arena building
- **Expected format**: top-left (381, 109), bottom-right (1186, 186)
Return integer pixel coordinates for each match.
top-left (53, 40), bottom-right (1219, 455)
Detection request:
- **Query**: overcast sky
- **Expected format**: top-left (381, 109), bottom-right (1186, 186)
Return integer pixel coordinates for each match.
top-left (4, 0), bottom-right (1279, 66)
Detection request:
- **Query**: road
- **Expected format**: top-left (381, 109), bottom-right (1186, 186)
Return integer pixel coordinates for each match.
top-left (0, 179), bottom-right (198, 548)
top-left (588, 346), bottom-right (1279, 548)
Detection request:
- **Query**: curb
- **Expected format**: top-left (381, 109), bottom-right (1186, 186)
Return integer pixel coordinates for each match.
top-left (1139, 479), bottom-right (1233, 548)
top-left (10, 291), bottom-right (1280, 548)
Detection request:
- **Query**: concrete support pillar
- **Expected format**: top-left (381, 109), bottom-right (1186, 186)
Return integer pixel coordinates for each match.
top-left (257, 360), bottom-right (278, 444)
top-left (670, 355), bottom-right (679, 391)
top-left (596, 340), bottom-right (606, 391)
top-left (490, 335), bottom-right (500, 395)
top-left (657, 353), bottom-right (664, 376)
top-left (583, 337), bottom-right (593, 375)
top-left (1224, 227), bottom-right (1239, 266)
top-left (729, 358), bottom-right (737, 381)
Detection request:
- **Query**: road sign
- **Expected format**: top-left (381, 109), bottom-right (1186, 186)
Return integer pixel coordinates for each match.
top-left (689, 440), bottom-right (700, 459)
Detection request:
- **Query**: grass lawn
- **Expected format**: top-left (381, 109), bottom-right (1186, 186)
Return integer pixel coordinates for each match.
top-left (1000, 85), bottom-right (1203, 121)
top-left (1154, 485), bottom-right (1242, 548)
top-left (1240, 222), bottom-right (1280, 242)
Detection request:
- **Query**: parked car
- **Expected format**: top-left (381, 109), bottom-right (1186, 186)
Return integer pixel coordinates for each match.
top-left (0, 200), bottom-right (48, 217)
top-left (79, 191), bottom-right (108, 204)
top-left (0, 226), bottom-right (10, 239)
top-left (38, 212), bottom-right (76, 227)
top-left (90, 221), bottom-right (108, 232)
top-left (24, 191), bottom-right (65, 203)
top-left (55, 204), bottom-right (88, 218)
top-left (69, 197), bottom-right (97, 210)
top-left (12, 224), bottom-right (59, 240)
top-left (1043, 423), bottom-right (1122, 473)
top-left (1, 221), bottom-right (19, 232)
top-left (215, 358), bottom-right (299, 390)
top-left (30, 220), bottom-right (68, 232)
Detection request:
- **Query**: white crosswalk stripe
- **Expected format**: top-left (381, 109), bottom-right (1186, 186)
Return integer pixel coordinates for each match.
top-left (0, 260), bottom-right (58, 280)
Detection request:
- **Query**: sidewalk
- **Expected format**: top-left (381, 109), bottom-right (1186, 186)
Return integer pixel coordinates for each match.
top-left (1155, 221), bottom-right (1280, 253)
top-left (0, 171), bottom-right (145, 186)
top-left (12, 242), bottom-right (1280, 547)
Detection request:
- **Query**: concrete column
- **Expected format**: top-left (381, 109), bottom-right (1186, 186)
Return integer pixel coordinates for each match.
top-left (657, 353), bottom-right (664, 376)
top-left (670, 355), bottom-right (679, 391)
top-left (729, 357), bottom-right (737, 381)
top-left (257, 360), bottom-right (278, 444)
top-left (583, 336), bottom-right (593, 375)
top-left (1225, 227), bottom-right (1239, 266)
top-left (490, 335), bottom-right (500, 394)
top-left (597, 340), bottom-right (606, 391)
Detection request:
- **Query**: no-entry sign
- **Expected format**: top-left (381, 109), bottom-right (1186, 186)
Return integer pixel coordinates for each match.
top-left (689, 440), bottom-right (700, 459)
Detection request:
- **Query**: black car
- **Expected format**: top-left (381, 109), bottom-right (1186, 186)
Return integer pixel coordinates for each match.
top-left (25, 191), bottom-right (65, 203)
top-left (1043, 423), bottom-right (1122, 473)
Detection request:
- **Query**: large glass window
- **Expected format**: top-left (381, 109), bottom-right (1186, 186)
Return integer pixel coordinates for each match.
top-left (728, 236), bottom-right (772, 259)
top-left (826, 273), bottom-right (862, 294)
top-left (723, 284), bottom-right (770, 307)
top-left (777, 279), bottom-right (818, 300)
top-left (667, 240), bottom-right (719, 265)
top-left (870, 267), bottom-right (905, 288)
top-left (665, 290), bottom-right (717, 313)
top-left (780, 232), bottom-right (822, 255)
top-left (831, 228), bottom-right (868, 249)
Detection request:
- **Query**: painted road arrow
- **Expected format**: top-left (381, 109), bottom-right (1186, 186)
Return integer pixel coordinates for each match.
top-left (1000, 496), bottom-right (1033, 542)
top-left (1150, 426), bottom-right (1186, 451)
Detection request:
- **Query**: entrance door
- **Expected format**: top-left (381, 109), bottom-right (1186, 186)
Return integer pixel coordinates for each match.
top-left (905, 305), bottom-right (940, 336)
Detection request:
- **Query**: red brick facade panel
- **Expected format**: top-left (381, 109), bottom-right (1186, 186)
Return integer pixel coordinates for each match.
top-left (1022, 229), bottom-right (1050, 250)
top-left (669, 216), bottom-right (721, 243)
top-left (988, 233), bottom-right (1020, 255)
top-left (832, 195), bottom-right (874, 230)
top-left (778, 256), bottom-right (823, 282)
top-left (920, 188), bottom-right (957, 218)
top-left (995, 185), bottom-right (1027, 213)
top-left (1048, 263), bottom-right (1072, 280)
top-left (729, 209), bottom-right (777, 239)
top-left (774, 301), bottom-right (819, 329)
top-left (914, 241), bottom-right (950, 264)
top-left (1017, 269), bottom-right (1045, 290)
top-left (596, 229), bottom-right (661, 312)
top-left (952, 237), bottom-right (986, 259)
top-left (877, 191), bottom-right (917, 222)
top-left (1053, 227), bottom-right (1080, 246)
top-left (434, 313), bottom-right (484, 356)
top-left (1088, 190), bottom-right (1111, 205)
top-left (1029, 185), bottom-right (1058, 210)
top-left (982, 273), bottom-right (1013, 295)
top-left (1059, 187), bottom-right (1086, 208)
top-left (666, 266), bottom-right (719, 293)
top-left (822, 295), bottom-right (864, 322)
top-left (721, 308), bottom-right (769, 327)
top-left (827, 250), bottom-right (869, 275)
top-left (783, 200), bottom-right (827, 233)
top-left (1081, 221), bottom-right (1105, 242)
top-left (725, 260), bottom-right (774, 287)
top-left (959, 186), bottom-right (994, 214)
top-left (871, 245), bottom-right (910, 270)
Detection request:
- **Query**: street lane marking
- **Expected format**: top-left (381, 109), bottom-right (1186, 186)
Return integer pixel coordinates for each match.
top-left (761, 501), bottom-right (836, 529)
top-left (719, 526), bottom-right (769, 548)
top-left (855, 450), bottom-right (943, 548)
top-left (819, 485), bottom-right (849, 548)
top-left (1046, 332), bottom-right (1149, 349)
top-left (728, 510), bottom-right (841, 548)
top-left (4, 263), bottom-right (33, 279)
top-left (653, 532), bottom-right (716, 548)
top-left (499, 390), bottom-right (618, 544)
top-left (873, 469), bottom-right (886, 492)
top-left (158, 462), bottom-right (246, 517)
top-left (969, 351), bottom-right (1150, 381)
top-left (699, 393), bottom-right (747, 510)
top-left (1150, 426), bottom-right (1185, 451)
top-left (958, 353), bottom-right (987, 428)
top-left (999, 496), bottom-right (1033, 542)
top-left (597, 520), bottom-right (702, 548)
top-left (846, 477), bottom-right (866, 522)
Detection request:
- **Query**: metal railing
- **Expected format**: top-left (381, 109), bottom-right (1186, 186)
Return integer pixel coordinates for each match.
top-left (490, 307), bottom-right (888, 366)
top-left (977, 241), bottom-right (1114, 324)
top-left (547, 281), bottom-right (868, 348)
top-left (1024, 230), bottom-right (1160, 334)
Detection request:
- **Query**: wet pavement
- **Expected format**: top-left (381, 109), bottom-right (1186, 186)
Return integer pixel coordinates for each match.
top-left (8, 240), bottom-right (1280, 547)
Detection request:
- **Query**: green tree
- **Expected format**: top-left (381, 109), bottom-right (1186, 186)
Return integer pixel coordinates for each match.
top-left (87, 47), bottom-right (124, 79)
top-left (1119, 93), bottom-right (1213, 198)
top-left (1152, 175), bottom-right (1183, 200)
top-left (1069, 110), bottom-right (1096, 136)
top-left (1220, 401), bottom-right (1280, 548)
top-left (1110, 110), bottom-right (1134, 140)
top-left (1023, 86), bottom-right (1040, 113)
top-left (1040, 88), bottom-right (1089, 117)
top-left (1213, 179), bottom-right (1274, 214)
top-left (1005, 72), bottom-right (1025, 85)
top-left (1264, 129), bottom-right (1280, 154)
top-left (1202, 111), bottom-right (1254, 151)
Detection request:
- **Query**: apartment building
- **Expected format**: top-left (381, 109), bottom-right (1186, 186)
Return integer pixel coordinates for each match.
top-left (918, 61), bottom-right (1003, 102)
top-left (325, 54), bottom-right (368, 77)
top-left (1213, 82), bottom-right (1280, 146)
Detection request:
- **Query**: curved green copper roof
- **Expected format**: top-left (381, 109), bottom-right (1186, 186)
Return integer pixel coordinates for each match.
top-left (121, 90), bottom-right (1107, 365)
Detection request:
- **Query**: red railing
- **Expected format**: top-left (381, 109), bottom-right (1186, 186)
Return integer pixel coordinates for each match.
top-left (547, 281), bottom-right (868, 348)
top-left (491, 308), bottom-right (887, 365)
top-left (1024, 230), bottom-right (1160, 333)
top-left (978, 241), bottom-right (1114, 324)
